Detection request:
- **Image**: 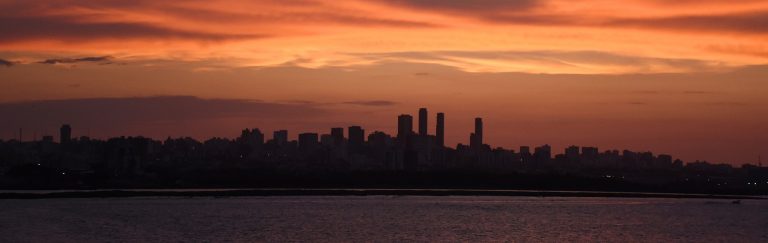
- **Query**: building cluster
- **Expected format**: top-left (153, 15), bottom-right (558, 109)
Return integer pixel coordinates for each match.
top-left (0, 108), bottom-right (766, 190)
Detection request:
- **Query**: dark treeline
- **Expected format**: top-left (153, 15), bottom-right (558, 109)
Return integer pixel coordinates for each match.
top-left (1, 108), bottom-right (766, 194)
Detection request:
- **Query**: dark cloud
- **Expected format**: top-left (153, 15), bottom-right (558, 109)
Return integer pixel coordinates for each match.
top-left (0, 1), bottom-right (433, 45)
top-left (373, 1), bottom-right (768, 35)
top-left (0, 59), bottom-right (13, 67)
top-left (373, 0), bottom-right (578, 26)
top-left (39, 56), bottom-right (113, 65)
top-left (164, 6), bottom-right (437, 28)
top-left (607, 11), bottom-right (768, 34)
top-left (0, 16), bottom-right (263, 43)
top-left (342, 100), bottom-right (398, 106)
top-left (0, 96), bottom-right (327, 135)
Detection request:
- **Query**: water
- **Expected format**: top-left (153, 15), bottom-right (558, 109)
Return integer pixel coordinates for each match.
top-left (0, 196), bottom-right (766, 242)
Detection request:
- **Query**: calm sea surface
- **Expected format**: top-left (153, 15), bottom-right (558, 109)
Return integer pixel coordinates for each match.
top-left (0, 196), bottom-right (766, 242)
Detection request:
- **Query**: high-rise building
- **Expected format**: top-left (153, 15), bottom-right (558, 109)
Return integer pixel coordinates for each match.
top-left (273, 130), bottom-right (288, 144)
top-left (581, 146), bottom-right (598, 160)
top-left (475, 117), bottom-right (483, 145)
top-left (520, 146), bottom-right (531, 155)
top-left (565, 145), bottom-right (580, 161)
top-left (470, 118), bottom-right (482, 148)
top-left (298, 133), bottom-right (319, 150)
top-left (60, 124), bottom-right (72, 144)
top-left (534, 144), bottom-right (552, 162)
top-left (320, 134), bottom-right (334, 146)
top-left (348, 126), bottom-right (364, 147)
top-left (418, 108), bottom-right (428, 136)
top-left (397, 114), bottom-right (413, 142)
top-left (520, 146), bottom-right (532, 163)
top-left (331, 127), bottom-right (344, 146)
top-left (367, 131), bottom-right (392, 147)
top-left (436, 112), bottom-right (444, 147)
top-left (240, 128), bottom-right (264, 145)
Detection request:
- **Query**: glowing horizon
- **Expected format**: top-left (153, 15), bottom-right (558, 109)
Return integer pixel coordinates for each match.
top-left (1, 0), bottom-right (767, 165)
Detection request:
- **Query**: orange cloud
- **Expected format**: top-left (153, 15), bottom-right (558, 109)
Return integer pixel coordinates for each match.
top-left (0, 0), bottom-right (766, 74)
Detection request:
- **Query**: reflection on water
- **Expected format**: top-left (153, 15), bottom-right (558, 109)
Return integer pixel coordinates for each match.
top-left (0, 196), bottom-right (766, 242)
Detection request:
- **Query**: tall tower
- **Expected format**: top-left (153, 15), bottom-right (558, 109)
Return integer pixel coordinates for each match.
top-left (397, 114), bottom-right (413, 142)
top-left (475, 118), bottom-right (482, 144)
top-left (436, 112), bottom-right (444, 147)
top-left (418, 108), bottom-right (428, 136)
top-left (331, 127), bottom-right (344, 145)
top-left (298, 133), bottom-right (319, 150)
top-left (273, 130), bottom-right (288, 144)
top-left (348, 126), bottom-right (364, 147)
top-left (470, 118), bottom-right (482, 148)
top-left (60, 124), bottom-right (72, 144)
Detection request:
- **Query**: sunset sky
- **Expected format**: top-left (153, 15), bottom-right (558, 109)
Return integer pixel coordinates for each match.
top-left (1, 0), bottom-right (767, 164)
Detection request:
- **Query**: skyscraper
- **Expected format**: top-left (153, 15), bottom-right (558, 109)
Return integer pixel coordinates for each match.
top-left (397, 114), bottom-right (413, 142)
top-left (436, 112), bottom-right (444, 147)
top-left (418, 108), bottom-right (428, 136)
top-left (320, 134), bottom-right (334, 146)
top-left (60, 124), bottom-right (71, 144)
top-left (298, 133), bottom-right (319, 150)
top-left (565, 145), bottom-right (580, 162)
top-left (331, 127), bottom-right (344, 146)
top-left (240, 128), bottom-right (264, 145)
top-left (273, 130), bottom-right (288, 144)
top-left (475, 117), bottom-right (483, 145)
top-left (348, 126), bottom-right (364, 147)
top-left (470, 118), bottom-right (482, 148)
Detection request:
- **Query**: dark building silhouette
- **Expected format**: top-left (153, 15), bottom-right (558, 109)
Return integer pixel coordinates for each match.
top-left (348, 126), bottom-right (364, 147)
top-left (1, 105), bottom-right (762, 195)
top-left (367, 131), bottom-right (392, 147)
top-left (320, 134), bottom-right (334, 146)
top-left (60, 124), bottom-right (72, 144)
top-left (331, 127), bottom-right (344, 146)
top-left (520, 146), bottom-right (532, 163)
top-left (397, 114), bottom-right (413, 142)
top-left (582, 147), bottom-right (598, 157)
top-left (240, 128), bottom-right (264, 145)
top-left (475, 118), bottom-right (482, 144)
top-left (470, 118), bottom-right (482, 149)
top-left (298, 133), bottom-right (319, 150)
top-left (273, 130), bottom-right (288, 144)
top-left (565, 145), bottom-right (580, 162)
top-left (418, 108), bottom-right (428, 136)
top-left (436, 112), bottom-right (445, 147)
top-left (534, 144), bottom-right (552, 162)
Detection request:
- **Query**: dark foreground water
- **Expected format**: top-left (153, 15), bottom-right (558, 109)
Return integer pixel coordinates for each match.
top-left (0, 196), bottom-right (766, 242)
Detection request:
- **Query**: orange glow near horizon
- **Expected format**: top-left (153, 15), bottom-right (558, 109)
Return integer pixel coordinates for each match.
top-left (0, 0), bottom-right (767, 164)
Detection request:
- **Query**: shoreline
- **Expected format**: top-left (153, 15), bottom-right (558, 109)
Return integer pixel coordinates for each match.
top-left (0, 188), bottom-right (765, 200)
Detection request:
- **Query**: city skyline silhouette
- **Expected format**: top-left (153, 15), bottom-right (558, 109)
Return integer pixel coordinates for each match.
top-left (1, 1), bottom-right (768, 242)
top-left (1, 106), bottom-right (765, 195)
